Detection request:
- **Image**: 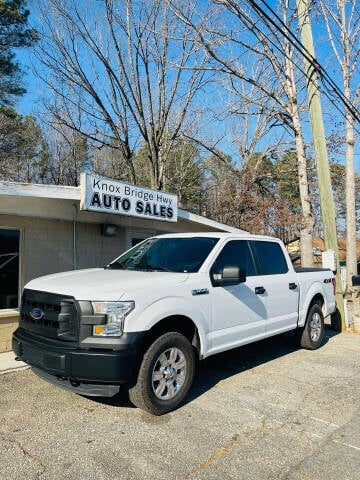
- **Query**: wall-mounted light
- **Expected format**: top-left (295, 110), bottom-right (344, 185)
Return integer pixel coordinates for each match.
top-left (101, 223), bottom-right (118, 237)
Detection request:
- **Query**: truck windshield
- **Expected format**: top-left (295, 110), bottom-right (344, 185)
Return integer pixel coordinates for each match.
top-left (107, 237), bottom-right (219, 273)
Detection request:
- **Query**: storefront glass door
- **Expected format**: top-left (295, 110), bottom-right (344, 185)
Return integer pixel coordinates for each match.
top-left (0, 228), bottom-right (20, 309)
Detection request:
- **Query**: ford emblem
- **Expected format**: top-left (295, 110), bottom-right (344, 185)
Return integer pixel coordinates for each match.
top-left (30, 307), bottom-right (44, 320)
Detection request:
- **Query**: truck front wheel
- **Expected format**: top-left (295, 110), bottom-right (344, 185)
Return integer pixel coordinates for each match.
top-left (299, 304), bottom-right (325, 350)
top-left (128, 332), bottom-right (196, 415)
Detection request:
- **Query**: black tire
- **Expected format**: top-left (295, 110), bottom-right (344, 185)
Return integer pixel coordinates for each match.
top-left (128, 332), bottom-right (196, 415)
top-left (299, 304), bottom-right (325, 350)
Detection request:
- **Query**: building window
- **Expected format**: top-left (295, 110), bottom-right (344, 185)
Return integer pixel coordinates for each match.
top-left (126, 228), bottom-right (156, 250)
top-left (131, 238), bottom-right (145, 247)
top-left (0, 228), bottom-right (20, 309)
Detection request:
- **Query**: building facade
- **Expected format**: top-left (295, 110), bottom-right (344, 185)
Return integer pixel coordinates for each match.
top-left (0, 179), bottom-right (245, 352)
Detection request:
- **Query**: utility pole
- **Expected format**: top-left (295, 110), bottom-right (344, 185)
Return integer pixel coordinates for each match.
top-left (295, 0), bottom-right (346, 330)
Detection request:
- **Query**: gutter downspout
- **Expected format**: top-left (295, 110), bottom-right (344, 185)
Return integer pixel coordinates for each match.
top-left (73, 204), bottom-right (78, 270)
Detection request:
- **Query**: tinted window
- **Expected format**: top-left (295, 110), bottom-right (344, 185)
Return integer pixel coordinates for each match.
top-left (211, 240), bottom-right (256, 277)
top-left (0, 228), bottom-right (20, 309)
top-left (108, 237), bottom-right (219, 273)
top-left (251, 241), bottom-right (288, 275)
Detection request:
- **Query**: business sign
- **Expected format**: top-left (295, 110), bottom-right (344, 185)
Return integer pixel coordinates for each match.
top-left (80, 173), bottom-right (178, 222)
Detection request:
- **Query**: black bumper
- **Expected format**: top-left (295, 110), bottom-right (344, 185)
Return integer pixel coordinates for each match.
top-left (12, 328), bottom-right (145, 384)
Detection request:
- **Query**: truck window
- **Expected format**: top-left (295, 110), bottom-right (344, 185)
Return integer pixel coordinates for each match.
top-left (250, 241), bottom-right (288, 275)
top-left (210, 240), bottom-right (256, 277)
top-left (107, 237), bottom-right (219, 273)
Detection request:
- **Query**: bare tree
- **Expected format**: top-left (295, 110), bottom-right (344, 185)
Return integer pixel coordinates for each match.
top-left (318, 0), bottom-right (360, 291)
top-left (169, 0), bottom-right (315, 265)
top-left (36, 0), bottom-right (210, 189)
top-left (221, 70), bottom-right (304, 237)
top-left (92, 144), bottom-right (131, 183)
top-left (202, 147), bottom-right (303, 242)
top-left (40, 124), bottom-right (89, 186)
top-left (224, 66), bottom-right (292, 169)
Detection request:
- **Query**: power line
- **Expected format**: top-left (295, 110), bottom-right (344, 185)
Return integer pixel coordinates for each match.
top-left (258, 0), bottom-right (360, 121)
top-left (255, 0), bottom-right (360, 116)
top-left (226, 0), bottom-right (360, 136)
top-left (248, 0), bottom-right (360, 124)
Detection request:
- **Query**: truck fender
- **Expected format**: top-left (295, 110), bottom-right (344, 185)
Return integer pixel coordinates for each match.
top-left (298, 282), bottom-right (325, 327)
top-left (124, 296), bottom-right (210, 357)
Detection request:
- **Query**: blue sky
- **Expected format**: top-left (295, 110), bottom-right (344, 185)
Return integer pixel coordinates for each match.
top-left (13, 0), bottom-right (360, 172)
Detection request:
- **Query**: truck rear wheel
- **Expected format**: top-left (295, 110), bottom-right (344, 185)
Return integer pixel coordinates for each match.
top-left (128, 332), bottom-right (196, 415)
top-left (299, 304), bottom-right (325, 350)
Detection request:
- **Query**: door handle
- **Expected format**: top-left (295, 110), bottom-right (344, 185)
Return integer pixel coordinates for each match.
top-left (255, 286), bottom-right (266, 295)
top-left (289, 283), bottom-right (297, 290)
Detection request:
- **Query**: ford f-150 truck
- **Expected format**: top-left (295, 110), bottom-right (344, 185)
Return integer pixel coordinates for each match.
top-left (13, 233), bottom-right (336, 415)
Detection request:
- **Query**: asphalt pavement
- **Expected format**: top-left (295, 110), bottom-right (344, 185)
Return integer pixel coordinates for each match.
top-left (1, 329), bottom-right (359, 480)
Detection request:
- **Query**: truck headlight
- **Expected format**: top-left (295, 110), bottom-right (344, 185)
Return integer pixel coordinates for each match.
top-left (91, 301), bottom-right (135, 337)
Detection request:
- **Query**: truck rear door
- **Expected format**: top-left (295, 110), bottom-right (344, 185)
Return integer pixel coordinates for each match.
top-left (249, 240), bottom-right (299, 334)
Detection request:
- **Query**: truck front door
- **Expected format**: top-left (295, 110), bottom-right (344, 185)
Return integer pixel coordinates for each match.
top-left (209, 240), bottom-right (267, 354)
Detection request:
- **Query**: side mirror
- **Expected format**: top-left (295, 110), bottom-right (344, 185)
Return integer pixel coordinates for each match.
top-left (212, 265), bottom-right (246, 287)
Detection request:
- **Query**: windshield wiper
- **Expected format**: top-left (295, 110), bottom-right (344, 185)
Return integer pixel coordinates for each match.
top-left (106, 263), bottom-right (174, 272)
top-left (140, 265), bottom-right (174, 272)
top-left (105, 263), bottom-right (125, 269)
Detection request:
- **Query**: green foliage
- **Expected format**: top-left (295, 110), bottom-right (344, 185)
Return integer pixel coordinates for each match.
top-left (0, 0), bottom-right (37, 106)
top-left (273, 152), bottom-right (300, 202)
top-left (0, 111), bottom-right (89, 186)
top-left (0, 107), bottom-right (45, 181)
top-left (132, 144), bottom-right (151, 188)
top-left (329, 162), bottom-right (348, 236)
top-left (164, 139), bottom-right (204, 211)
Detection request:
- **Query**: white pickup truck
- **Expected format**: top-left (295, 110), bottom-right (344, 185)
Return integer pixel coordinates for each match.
top-left (13, 232), bottom-right (336, 415)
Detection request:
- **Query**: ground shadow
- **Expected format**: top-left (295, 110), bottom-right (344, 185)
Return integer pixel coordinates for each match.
top-left (186, 325), bottom-right (338, 406)
top-left (82, 387), bottom-right (134, 409)
top-left (85, 325), bottom-right (339, 411)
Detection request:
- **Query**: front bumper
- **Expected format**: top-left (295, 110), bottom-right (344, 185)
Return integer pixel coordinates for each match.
top-left (13, 328), bottom-right (145, 385)
top-left (32, 368), bottom-right (122, 397)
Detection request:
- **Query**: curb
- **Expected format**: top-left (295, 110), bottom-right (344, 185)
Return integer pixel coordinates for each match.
top-left (0, 351), bottom-right (29, 375)
top-left (0, 365), bottom-right (30, 375)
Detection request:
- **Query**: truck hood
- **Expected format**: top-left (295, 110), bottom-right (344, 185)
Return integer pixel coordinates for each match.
top-left (25, 268), bottom-right (190, 301)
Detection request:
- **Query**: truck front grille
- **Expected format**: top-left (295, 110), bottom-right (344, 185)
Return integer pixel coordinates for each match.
top-left (20, 289), bottom-right (78, 342)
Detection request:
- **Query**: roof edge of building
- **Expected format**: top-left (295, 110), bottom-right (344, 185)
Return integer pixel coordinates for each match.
top-left (178, 209), bottom-right (247, 233)
top-left (0, 181), bottom-right (247, 233)
top-left (0, 180), bottom-right (80, 200)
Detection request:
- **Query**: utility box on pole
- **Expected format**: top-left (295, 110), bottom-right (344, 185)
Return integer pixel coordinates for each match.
top-left (322, 250), bottom-right (336, 272)
top-left (351, 276), bottom-right (360, 332)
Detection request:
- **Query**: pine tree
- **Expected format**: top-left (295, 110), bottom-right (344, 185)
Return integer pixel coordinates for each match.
top-left (0, 0), bottom-right (37, 106)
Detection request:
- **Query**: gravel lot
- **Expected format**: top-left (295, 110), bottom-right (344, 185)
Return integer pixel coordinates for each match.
top-left (1, 329), bottom-right (360, 480)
